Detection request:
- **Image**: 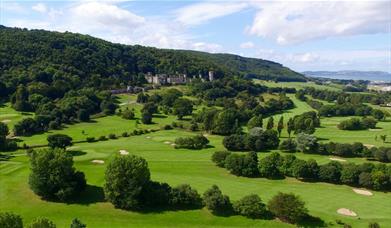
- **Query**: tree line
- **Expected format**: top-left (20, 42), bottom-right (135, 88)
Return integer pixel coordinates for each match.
top-left (212, 151), bottom-right (391, 191)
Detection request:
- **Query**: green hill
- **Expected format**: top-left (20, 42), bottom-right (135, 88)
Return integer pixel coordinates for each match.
top-left (0, 26), bottom-right (305, 93)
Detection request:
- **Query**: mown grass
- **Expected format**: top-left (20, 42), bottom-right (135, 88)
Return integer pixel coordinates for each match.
top-left (1, 130), bottom-right (390, 227)
top-left (254, 80), bottom-right (344, 91)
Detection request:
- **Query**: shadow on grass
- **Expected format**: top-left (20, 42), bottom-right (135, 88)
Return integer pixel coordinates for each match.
top-left (0, 153), bottom-right (14, 161)
top-left (153, 114), bottom-right (168, 119)
top-left (67, 150), bottom-right (87, 156)
top-left (297, 215), bottom-right (327, 227)
top-left (68, 185), bottom-right (105, 205)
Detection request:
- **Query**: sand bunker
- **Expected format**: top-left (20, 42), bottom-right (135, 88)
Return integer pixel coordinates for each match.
top-left (364, 144), bottom-right (375, 148)
top-left (329, 157), bottom-right (347, 162)
top-left (91, 160), bottom-right (105, 164)
top-left (171, 143), bottom-right (176, 146)
top-left (337, 208), bottom-right (357, 217)
top-left (146, 136), bottom-right (151, 139)
top-left (353, 188), bottom-right (373, 196)
top-left (369, 129), bottom-right (382, 131)
top-left (203, 133), bottom-right (209, 137)
top-left (119, 150), bottom-right (129, 155)
top-left (164, 141), bottom-right (171, 144)
top-left (1, 119), bottom-right (11, 123)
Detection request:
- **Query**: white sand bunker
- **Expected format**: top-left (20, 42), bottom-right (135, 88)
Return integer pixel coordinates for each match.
top-left (119, 150), bottom-right (129, 155)
top-left (353, 188), bottom-right (373, 196)
top-left (337, 208), bottom-right (357, 217)
top-left (91, 160), bottom-right (105, 164)
top-left (369, 129), bottom-right (382, 131)
top-left (146, 136), bottom-right (151, 139)
top-left (171, 143), bottom-right (176, 146)
top-left (203, 133), bottom-right (209, 137)
top-left (1, 119), bottom-right (11, 123)
top-left (364, 144), bottom-right (375, 148)
top-left (329, 157), bottom-right (347, 162)
top-left (164, 141), bottom-right (171, 144)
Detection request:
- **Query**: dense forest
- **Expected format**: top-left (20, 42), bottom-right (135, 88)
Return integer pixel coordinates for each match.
top-left (0, 26), bottom-right (305, 96)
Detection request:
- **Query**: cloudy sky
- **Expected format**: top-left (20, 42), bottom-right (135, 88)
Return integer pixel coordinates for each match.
top-left (1, 0), bottom-right (390, 72)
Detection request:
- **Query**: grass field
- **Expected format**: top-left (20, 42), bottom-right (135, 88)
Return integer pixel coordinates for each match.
top-left (1, 86), bottom-right (390, 227)
top-left (254, 80), bottom-right (344, 91)
top-left (1, 130), bottom-right (390, 227)
top-left (0, 102), bottom-right (34, 129)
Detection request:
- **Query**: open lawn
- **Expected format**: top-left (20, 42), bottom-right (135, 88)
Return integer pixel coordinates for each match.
top-left (1, 130), bottom-right (390, 227)
top-left (0, 102), bottom-right (34, 129)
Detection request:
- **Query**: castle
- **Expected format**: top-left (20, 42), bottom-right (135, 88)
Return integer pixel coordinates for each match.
top-left (145, 71), bottom-right (214, 85)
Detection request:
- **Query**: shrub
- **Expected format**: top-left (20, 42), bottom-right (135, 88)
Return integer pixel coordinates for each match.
top-left (122, 109), bottom-right (135, 120)
top-left (47, 134), bottom-right (73, 149)
top-left (108, 133), bottom-right (117, 139)
top-left (170, 184), bottom-right (203, 209)
top-left (318, 162), bottom-right (342, 183)
top-left (267, 192), bottom-right (308, 224)
top-left (141, 111), bottom-right (152, 124)
top-left (0, 212), bottom-right (23, 228)
top-left (28, 218), bottom-right (56, 228)
top-left (211, 151), bottom-right (231, 167)
top-left (104, 155), bottom-right (150, 210)
top-left (162, 124), bottom-right (173, 130)
top-left (338, 117), bottom-right (377, 130)
top-left (233, 194), bottom-right (268, 219)
top-left (121, 132), bottom-right (129, 137)
top-left (86, 137), bottom-right (95, 143)
top-left (70, 218), bottom-right (86, 228)
top-left (203, 185), bottom-right (232, 215)
top-left (98, 135), bottom-right (107, 141)
top-left (29, 148), bottom-right (86, 201)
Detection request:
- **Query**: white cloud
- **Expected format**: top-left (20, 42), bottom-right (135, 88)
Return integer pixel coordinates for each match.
top-left (1, 2), bottom-right (26, 13)
top-left (6, 1), bottom-right (222, 53)
top-left (248, 1), bottom-right (391, 44)
top-left (175, 2), bottom-right (248, 26)
top-left (240, 41), bottom-right (255, 49)
top-left (32, 3), bottom-right (47, 13)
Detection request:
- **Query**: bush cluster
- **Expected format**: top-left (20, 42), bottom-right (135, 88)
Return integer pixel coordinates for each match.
top-left (0, 212), bottom-right (87, 228)
top-left (223, 128), bottom-right (279, 151)
top-left (338, 117), bottom-right (377, 130)
top-left (174, 135), bottom-right (209, 149)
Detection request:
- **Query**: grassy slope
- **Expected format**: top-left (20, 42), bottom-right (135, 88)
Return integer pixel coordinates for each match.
top-left (255, 80), bottom-right (343, 91)
top-left (0, 103), bottom-right (34, 129)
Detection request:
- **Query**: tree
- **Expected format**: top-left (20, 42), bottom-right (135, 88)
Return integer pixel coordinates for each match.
top-left (223, 134), bottom-right (246, 151)
top-left (258, 152), bottom-right (283, 179)
top-left (173, 98), bottom-right (193, 120)
top-left (28, 218), bottom-right (56, 228)
top-left (287, 118), bottom-right (294, 138)
top-left (267, 192), bottom-right (308, 224)
top-left (104, 155), bottom-right (150, 210)
top-left (277, 116), bottom-right (284, 137)
top-left (137, 92), bottom-right (149, 103)
top-left (212, 109), bottom-right (240, 135)
top-left (12, 84), bottom-right (30, 111)
top-left (70, 218), bottom-right (86, 228)
top-left (318, 162), bottom-right (342, 183)
top-left (211, 151), bottom-right (231, 167)
top-left (121, 108), bottom-right (135, 120)
top-left (279, 139), bottom-right (297, 152)
top-left (77, 109), bottom-right (90, 122)
top-left (358, 172), bottom-right (373, 188)
top-left (169, 184), bottom-right (203, 209)
top-left (266, 117), bottom-right (274, 130)
top-left (247, 115), bottom-right (263, 130)
top-left (142, 102), bottom-right (158, 115)
top-left (291, 159), bottom-right (312, 179)
top-left (203, 185), bottom-right (232, 215)
top-left (0, 212), bottom-right (23, 228)
top-left (296, 133), bottom-right (318, 153)
top-left (340, 164), bottom-right (360, 185)
top-left (371, 109), bottom-right (385, 120)
top-left (233, 194), bottom-right (268, 219)
top-left (0, 122), bottom-right (9, 150)
top-left (47, 134), bottom-right (73, 149)
top-left (141, 111), bottom-right (152, 124)
top-left (161, 89), bottom-right (183, 107)
top-left (29, 148), bottom-right (86, 201)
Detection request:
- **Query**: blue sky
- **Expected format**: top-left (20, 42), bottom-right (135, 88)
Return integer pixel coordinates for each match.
top-left (1, 0), bottom-right (390, 72)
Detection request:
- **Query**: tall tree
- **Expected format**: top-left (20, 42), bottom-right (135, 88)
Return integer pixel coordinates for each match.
top-left (266, 117), bottom-right (274, 130)
top-left (287, 118), bottom-right (294, 138)
top-left (277, 116), bottom-right (284, 137)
